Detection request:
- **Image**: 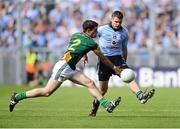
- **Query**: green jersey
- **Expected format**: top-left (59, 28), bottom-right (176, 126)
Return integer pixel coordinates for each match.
top-left (62, 32), bottom-right (98, 70)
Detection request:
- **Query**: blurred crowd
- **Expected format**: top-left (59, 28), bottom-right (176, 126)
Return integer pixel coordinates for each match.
top-left (0, 0), bottom-right (179, 85)
top-left (0, 0), bottom-right (180, 52)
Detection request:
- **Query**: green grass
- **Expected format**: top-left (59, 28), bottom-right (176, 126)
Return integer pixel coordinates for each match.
top-left (0, 86), bottom-right (180, 128)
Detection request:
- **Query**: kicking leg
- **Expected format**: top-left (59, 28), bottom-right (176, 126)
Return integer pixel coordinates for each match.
top-left (89, 80), bottom-right (109, 116)
top-left (25, 78), bottom-right (62, 98)
top-left (9, 78), bottom-right (62, 112)
top-left (70, 72), bottom-right (121, 114)
top-left (70, 72), bottom-right (102, 100)
top-left (129, 80), bottom-right (155, 104)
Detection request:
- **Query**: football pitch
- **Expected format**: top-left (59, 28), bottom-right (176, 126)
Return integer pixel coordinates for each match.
top-left (0, 86), bottom-right (180, 128)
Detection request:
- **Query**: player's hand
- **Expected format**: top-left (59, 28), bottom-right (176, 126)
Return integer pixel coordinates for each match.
top-left (82, 54), bottom-right (88, 64)
top-left (113, 66), bottom-right (123, 75)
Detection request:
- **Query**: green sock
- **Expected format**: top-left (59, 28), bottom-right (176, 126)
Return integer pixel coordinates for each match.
top-left (15, 92), bottom-right (26, 101)
top-left (99, 97), bottom-right (110, 108)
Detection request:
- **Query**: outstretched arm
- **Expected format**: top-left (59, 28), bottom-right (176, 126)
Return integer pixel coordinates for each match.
top-left (93, 47), bottom-right (123, 75)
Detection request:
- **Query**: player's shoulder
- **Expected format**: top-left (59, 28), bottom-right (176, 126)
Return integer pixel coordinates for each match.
top-left (98, 24), bottom-right (110, 30)
top-left (71, 32), bottom-right (79, 38)
top-left (71, 32), bottom-right (82, 36)
top-left (121, 25), bottom-right (129, 35)
top-left (87, 38), bottom-right (98, 48)
top-left (121, 25), bottom-right (128, 33)
top-left (71, 32), bottom-right (87, 39)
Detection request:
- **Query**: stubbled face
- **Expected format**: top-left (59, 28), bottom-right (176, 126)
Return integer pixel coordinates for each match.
top-left (87, 27), bottom-right (98, 38)
top-left (111, 16), bottom-right (122, 30)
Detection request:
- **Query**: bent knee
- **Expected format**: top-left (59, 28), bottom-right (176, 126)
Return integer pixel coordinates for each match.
top-left (42, 89), bottom-right (52, 97)
top-left (44, 92), bottom-right (51, 97)
top-left (86, 80), bottom-right (96, 88)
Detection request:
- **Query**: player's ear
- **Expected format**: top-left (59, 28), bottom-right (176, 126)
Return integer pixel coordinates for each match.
top-left (86, 28), bottom-right (91, 33)
top-left (85, 29), bottom-right (92, 36)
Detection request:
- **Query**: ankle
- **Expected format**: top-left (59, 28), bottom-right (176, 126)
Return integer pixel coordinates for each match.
top-left (136, 91), bottom-right (144, 100)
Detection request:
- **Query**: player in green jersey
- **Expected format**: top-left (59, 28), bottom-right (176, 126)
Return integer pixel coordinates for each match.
top-left (9, 20), bottom-right (122, 114)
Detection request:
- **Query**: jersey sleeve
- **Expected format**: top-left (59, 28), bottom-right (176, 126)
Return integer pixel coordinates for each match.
top-left (122, 31), bottom-right (128, 47)
top-left (93, 46), bottom-right (101, 52)
top-left (88, 38), bottom-right (98, 50)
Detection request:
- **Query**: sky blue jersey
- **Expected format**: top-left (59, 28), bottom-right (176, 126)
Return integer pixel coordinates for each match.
top-left (97, 24), bottom-right (128, 56)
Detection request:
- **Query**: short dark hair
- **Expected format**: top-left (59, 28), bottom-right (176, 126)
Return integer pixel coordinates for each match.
top-left (112, 10), bottom-right (123, 19)
top-left (83, 20), bottom-right (98, 32)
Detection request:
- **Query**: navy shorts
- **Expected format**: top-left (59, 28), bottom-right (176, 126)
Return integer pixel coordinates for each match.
top-left (98, 55), bottom-right (129, 81)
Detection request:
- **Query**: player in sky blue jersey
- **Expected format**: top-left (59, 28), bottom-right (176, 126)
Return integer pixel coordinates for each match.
top-left (88, 11), bottom-right (155, 117)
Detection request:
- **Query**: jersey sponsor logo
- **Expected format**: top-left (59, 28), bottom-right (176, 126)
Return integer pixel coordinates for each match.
top-left (112, 41), bottom-right (117, 45)
top-left (106, 46), bottom-right (119, 49)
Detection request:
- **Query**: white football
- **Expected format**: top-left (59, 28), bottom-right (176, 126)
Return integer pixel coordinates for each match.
top-left (120, 68), bottom-right (135, 83)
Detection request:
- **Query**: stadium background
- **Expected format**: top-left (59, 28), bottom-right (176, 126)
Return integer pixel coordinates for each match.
top-left (0, 0), bottom-right (180, 128)
top-left (0, 0), bottom-right (180, 87)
